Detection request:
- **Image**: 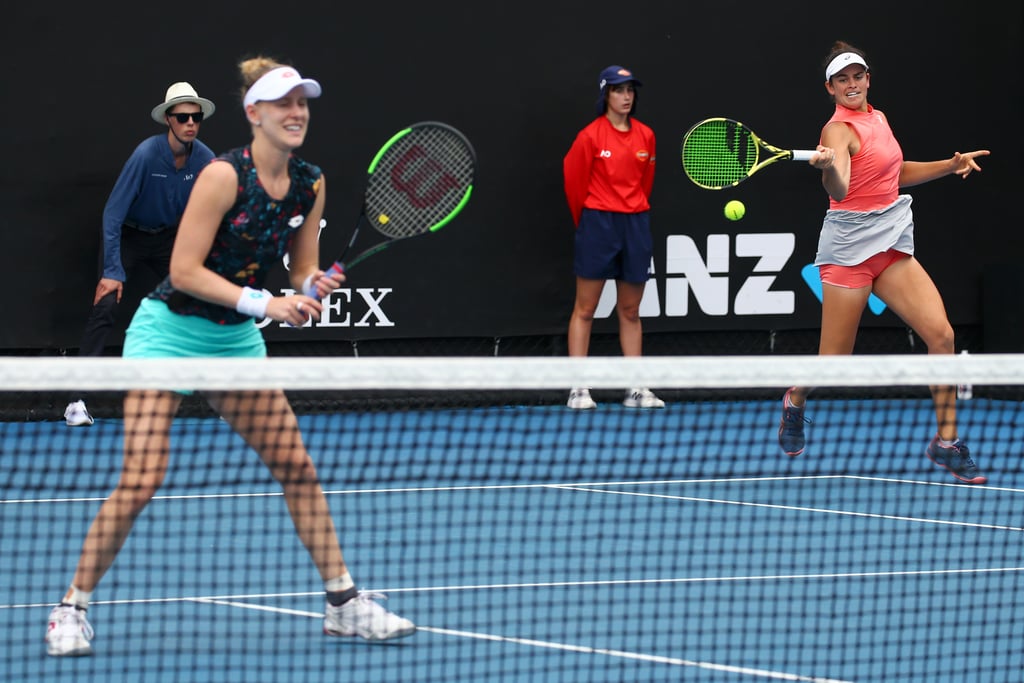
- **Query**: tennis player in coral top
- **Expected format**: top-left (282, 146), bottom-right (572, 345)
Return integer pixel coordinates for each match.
top-left (778, 41), bottom-right (990, 484)
top-left (563, 65), bottom-right (663, 410)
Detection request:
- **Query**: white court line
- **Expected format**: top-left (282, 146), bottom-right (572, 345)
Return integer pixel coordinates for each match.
top-left (8, 564), bottom-right (1024, 609)
top-left (800, 474), bottom-right (1024, 494)
top-left (190, 596), bottom-right (854, 683)
top-left (6, 476), bottom-right (1016, 679)
top-left (553, 485), bottom-right (1024, 532)
top-left (6, 567), bottom-right (1019, 680)
top-left (5, 473), bottom-right (1023, 505)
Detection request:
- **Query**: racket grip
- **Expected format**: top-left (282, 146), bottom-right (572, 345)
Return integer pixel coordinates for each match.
top-left (791, 150), bottom-right (816, 161)
top-left (328, 261), bottom-right (346, 276)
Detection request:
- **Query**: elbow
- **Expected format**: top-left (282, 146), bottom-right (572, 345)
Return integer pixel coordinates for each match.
top-left (167, 271), bottom-right (184, 292)
top-left (823, 177), bottom-right (848, 202)
top-left (168, 261), bottom-right (194, 293)
top-left (824, 184), bottom-right (847, 203)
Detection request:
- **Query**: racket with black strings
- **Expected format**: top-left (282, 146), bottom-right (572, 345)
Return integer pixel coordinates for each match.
top-left (681, 117), bottom-right (816, 190)
top-left (327, 121), bottom-right (476, 276)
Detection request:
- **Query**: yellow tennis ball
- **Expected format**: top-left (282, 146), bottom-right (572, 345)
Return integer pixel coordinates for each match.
top-left (724, 200), bottom-right (745, 221)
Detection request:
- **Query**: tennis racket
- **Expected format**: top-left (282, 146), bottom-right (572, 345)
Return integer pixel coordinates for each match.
top-left (328, 121), bottom-right (475, 275)
top-left (681, 118), bottom-right (816, 190)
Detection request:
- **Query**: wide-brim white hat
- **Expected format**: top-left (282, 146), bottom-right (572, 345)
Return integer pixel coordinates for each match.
top-left (151, 82), bottom-right (216, 124)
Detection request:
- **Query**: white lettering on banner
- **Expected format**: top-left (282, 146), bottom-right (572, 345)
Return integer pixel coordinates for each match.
top-left (267, 217), bottom-right (396, 328)
top-left (594, 233), bottom-right (797, 318)
top-left (733, 233), bottom-right (795, 315)
top-left (352, 288), bottom-right (394, 327)
top-left (321, 288), bottom-right (349, 326)
top-left (665, 234), bottom-right (730, 316)
top-left (282, 218), bottom-right (328, 272)
top-left (254, 288), bottom-right (394, 328)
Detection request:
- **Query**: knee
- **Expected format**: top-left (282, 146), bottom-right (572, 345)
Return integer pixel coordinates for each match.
top-left (617, 305), bottom-right (641, 325)
top-left (572, 304), bottom-right (596, 323)
top-left (924, 324), bottom-right (955, 354)
top-left (271, 453), bottom-right (320, 486)
top-left (112, 480), bottom-right (162, 518)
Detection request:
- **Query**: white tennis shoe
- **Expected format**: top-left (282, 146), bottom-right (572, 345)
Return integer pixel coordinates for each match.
top-left (623, 388), bottom-right (665, 409)
top-left (323, 593), bottom-right (415, 641)
top-left (567, 388), bottom-right (597, 410)
top-left (46, 605), bottom-right (94, 656)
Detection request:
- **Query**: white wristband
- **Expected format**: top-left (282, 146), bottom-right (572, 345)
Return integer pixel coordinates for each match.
top-left (236, 287), bottom-right (271, 318)
top-left (302, 274), bottom-right (319, 299)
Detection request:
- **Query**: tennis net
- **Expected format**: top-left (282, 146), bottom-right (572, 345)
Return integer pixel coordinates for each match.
top-left (2, 353), bottom-right (1022, 682)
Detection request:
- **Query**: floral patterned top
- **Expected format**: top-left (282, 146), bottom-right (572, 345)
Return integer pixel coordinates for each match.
top-left (149, 146), bottom-right (322, 325)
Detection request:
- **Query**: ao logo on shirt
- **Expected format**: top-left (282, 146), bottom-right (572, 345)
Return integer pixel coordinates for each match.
top-left (598, 149), bottom-right (650, 161)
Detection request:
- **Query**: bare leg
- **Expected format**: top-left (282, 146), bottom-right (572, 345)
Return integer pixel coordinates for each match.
top-left (615, 280), bottom-right (645, 357)
top-left (568, 276), bottom-right (605, 358)
top-left (69, 390), bottom-right (181, 595)
top-left (787, 283), bottom-right (870, 407)
top-left (873, 257), bottom-right (957, 440)
top-left (207, 389), bottom-right (346, 580)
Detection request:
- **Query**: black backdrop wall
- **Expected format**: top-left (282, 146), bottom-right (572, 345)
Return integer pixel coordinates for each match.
top-left (1, 1), bottom-right (1020, 352)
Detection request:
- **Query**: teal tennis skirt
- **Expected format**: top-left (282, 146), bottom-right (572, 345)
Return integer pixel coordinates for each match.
top-left (124, 298), bottom-right (266, 360)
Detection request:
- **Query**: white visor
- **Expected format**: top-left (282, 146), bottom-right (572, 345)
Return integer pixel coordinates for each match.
top-left (243, 67), bottom-right (322, 107)
top-left (825, 52), bottom-right (869, 80)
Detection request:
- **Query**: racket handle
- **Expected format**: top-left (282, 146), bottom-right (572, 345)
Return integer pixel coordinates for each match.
top-left (791, 150), bottom-right (816, 162)
top-left (328, 261), bottom-right (346, 276)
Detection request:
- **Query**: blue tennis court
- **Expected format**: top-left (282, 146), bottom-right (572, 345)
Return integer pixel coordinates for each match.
top-left (3, 397), bottom-right (1022, 682)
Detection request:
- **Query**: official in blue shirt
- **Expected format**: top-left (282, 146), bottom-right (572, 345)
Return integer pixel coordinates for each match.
top-left (65, 82), bottom-right (216, 427)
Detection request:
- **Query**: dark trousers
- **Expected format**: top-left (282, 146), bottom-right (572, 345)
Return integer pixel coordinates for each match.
top-left (78, 227), bottom-right (176, 357)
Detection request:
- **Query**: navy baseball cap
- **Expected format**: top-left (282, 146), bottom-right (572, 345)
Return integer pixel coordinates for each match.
top-left (598, 65), bottom-right (643, 91)
top-left (595, 65), bottom-right (642, 114)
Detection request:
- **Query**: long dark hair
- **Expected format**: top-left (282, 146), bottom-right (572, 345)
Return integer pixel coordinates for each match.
top-left (596, 83), bottom-right (640, 118)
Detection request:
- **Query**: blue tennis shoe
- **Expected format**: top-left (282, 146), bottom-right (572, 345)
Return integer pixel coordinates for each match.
top-left (926, 435), bottom-right (986, 484)
top-left (778, 388), bottom-right (810, 457)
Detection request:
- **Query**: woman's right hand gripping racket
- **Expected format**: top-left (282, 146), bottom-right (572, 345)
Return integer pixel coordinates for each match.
top-left (328, 121), bottom-right (476, 277)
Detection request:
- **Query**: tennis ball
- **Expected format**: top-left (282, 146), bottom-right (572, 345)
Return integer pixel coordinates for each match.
top-left (724, 200), bottom-right (745, 221)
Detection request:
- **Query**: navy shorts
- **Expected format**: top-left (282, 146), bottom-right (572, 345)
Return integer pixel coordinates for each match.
top-left (574, 209), bottom-right (652, 283)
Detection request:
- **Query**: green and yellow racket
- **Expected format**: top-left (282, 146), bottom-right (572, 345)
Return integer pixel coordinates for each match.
top-left (681, 117), bottom-right (816, 190)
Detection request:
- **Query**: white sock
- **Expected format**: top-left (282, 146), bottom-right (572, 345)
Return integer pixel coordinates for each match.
top-left (325, 572), bottom-right (355, 593)
top-left (64, 585), bottom-right (92, 610)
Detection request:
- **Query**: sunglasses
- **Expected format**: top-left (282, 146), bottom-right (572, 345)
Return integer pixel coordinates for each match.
top-left (168, 111), bottom-right (204, 124)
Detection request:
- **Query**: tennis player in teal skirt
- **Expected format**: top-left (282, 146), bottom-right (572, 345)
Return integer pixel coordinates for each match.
top-left (46, 56), bottom-right (415, 657)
